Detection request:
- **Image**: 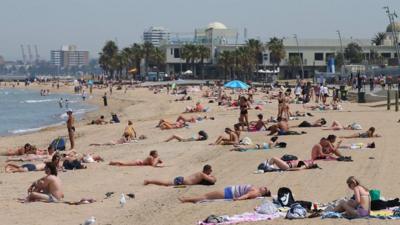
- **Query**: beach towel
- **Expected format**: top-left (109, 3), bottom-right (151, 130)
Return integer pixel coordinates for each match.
top-left (198, 212), bottom-right (281, 225)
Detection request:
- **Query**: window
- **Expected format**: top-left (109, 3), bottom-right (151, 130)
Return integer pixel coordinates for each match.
top-left (325, 53), bottom-right (335, 60)
top-left (288, 52), bottom-right (303, 59)
top-left (314, 53), bottom-right (323, 61)
top-left (173, 48), bottom-right (180, 58)
top-left (381, 52), bottom-right (391, 58)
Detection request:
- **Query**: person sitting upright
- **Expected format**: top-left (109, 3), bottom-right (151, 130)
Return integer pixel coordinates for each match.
top-left (211, 127), bottom-right (239, 145)
top-left (248, 114), bottom-right (268, 131)
top-left (311, 135), bottom-right (344, 160)
top-left (144, 164), bottom-right (216, 186)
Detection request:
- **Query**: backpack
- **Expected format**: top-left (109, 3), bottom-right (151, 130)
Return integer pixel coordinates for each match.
top-left (286, 203), bottom-right (307, 219)
top-left (281, 154), bottom-right (298, 162)
top-left (63, 160), bottom-right (84, 170)
top-left (50, 137), bottom-right (66, 151)
top-left (277, 187), bottom-right (295, 207)
top-left (203, 215), bottom-right (226, 223)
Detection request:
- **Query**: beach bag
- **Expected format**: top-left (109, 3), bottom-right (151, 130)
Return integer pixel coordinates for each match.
top-left (255, 200), bottom-right (278, 215)
top-left (111, 114), bottom-right (120, 123)
top-left (50, 137), bottom-right (66, 151)
top-left (276, 142), bottom-right (287, 148)
top-left (370, 189), bottom-right (381, 201)
top-left (281, 154), bottom-right (298, 162)
top-left (351, 123), bottom-right (362, 130)
top-left (203, 215), bottom-right (226, 223)
top-left (286, 203), bottom-right (307, 219)
top-left (277, 187), bottom-right (295, 207)
top-left (63, 160), bottom-right (84, 170)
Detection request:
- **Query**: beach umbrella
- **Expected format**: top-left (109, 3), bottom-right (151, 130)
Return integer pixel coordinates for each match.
top-left (224, 80), bottom-right (249, 89)
top-left (183, 70), bottom-right (193, 75)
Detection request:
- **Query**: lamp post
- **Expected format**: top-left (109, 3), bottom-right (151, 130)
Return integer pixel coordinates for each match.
top-left (336, 30), bottom-right (345, 78)
top-left (384, 6), bottom-right (400, 65)
top-left (293, 34), bottom-right (304, 79)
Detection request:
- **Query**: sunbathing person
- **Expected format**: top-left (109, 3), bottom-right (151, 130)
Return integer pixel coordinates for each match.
top-left (260, 157), bottom-right (319, 171)
top-left (185, 102), bottom-right (204, 113)
top-left (109, 150), bottom-right (163, 167)
top-left (293, 118), bottom-right (326, 128)
top-left (211, 127), bottom-right (239, 145)
top-left (178, 184), bottom-right (271, 203)
top-left (5, 153), bottom-right (62, 173)
top-left (248, 114), bottom-right (268, 131)
top-left (323, 121), bottom-right (362, 131)
top-left (6, 145), bottom-right (56, 162)
top-left (165, 130), bottom-right (208, 142)
top-left (144, 164), bottom-right (216, 186)
top-left (23, 162), bottom-right (64, 203)
top-left (268, 117), bottom-right (304, 135)
top-left (158, 120), bottom-right (186, 130)
top-left (89, 132), bottom-right (132, 146)
top-left (124, 120), bottom-right (137, 139)
top-left (88, 115), bottom-right (107, 125)
top-left (2, 143), bottom-right (39, 156)
top-left (340, 127), bottom-right (381, 139)
top-left (333, 176), bottom-right (370, 218)
top-left (311, 135), bottom-right (344, 160)
top-left (232, 136), bottom-right (281, 151)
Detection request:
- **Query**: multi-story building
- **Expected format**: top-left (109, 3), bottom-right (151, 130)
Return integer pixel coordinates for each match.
top-left (143, 27), bottom-right (170, 47)
top-left (162, 21), bottom-right (400, 79)
top-left (50, 45), bottom-right (89, 67)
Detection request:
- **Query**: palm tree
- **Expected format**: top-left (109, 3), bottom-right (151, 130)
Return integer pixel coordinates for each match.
top-left (267, 37), bottom-right (286, 73)
top-left (99, 40), bottom-right (119, 79)
top-left (130, 43), bottom-right (143, 79)
top-left (121, 47), bottom-right (132, 78)
top-left (217, 51), bottom-right (234, 81)
top-left (151, 47), bottom-right (166, 81)
top-left (235, 46), bottom-right (252, 81)
top-left (181, 44), bottom-right (198, 77)
top-left (246, 39), bottom-right (263, 80)
top-left (371, 32), bottom-right (386, 46)
top-left (197, 45), bottom-right (210, 79)
top-left (142, 41), bottom-right (155, 78)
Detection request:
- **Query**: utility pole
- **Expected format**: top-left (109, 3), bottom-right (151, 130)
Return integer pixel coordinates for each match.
top-left (384, 6), bottom-right (400, 65)
top-left (293, 34), bottom-right (304, 79)
top-left (336, 30), bottom-right (345, 77)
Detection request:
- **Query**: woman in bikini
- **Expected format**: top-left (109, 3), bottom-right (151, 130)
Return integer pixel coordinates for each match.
top-left (178, 184), bottom-right (271, 203)
top-left (333, 176), bottom-right (371, 218)
top-left (238, 96), bottom-right (250, 130)
top-left (262, 157), bottom-right (319, 171)
top-left (323, 121), bottom-right (362, 131)
top-left (340, 127), bottom-right (381, 139)
top-left (311, 135), bottom-right (344, 160)
top-left (109, 150), bottom-right (163, 167)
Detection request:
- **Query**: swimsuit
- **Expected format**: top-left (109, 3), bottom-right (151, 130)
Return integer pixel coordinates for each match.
top-left (46, 193), bottom-right (58, 203)
top-left (22, 163), bottom-right (36, 171)
top-left (359, 132), bottom-right (369, 138)
top-left (224, 185), bottom-right (252, 199)
top-left (356, 205), bottom-right (369, 217)
top-left (173, 176), bottom-right (184, 185)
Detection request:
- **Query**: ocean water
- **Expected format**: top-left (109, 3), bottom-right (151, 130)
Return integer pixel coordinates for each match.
top-left (0, 88), bottom-right (96, 136)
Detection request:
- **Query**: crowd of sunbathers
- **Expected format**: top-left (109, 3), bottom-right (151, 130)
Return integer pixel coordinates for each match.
top-left (2, 81), bottom-right (393, 220)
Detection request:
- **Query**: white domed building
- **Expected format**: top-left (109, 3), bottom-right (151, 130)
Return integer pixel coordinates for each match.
top-left (383, 22), bottom-right (400, 46)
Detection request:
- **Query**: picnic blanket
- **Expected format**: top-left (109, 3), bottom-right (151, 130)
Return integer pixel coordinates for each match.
top-left (198, 212), bottom-right (281, 225)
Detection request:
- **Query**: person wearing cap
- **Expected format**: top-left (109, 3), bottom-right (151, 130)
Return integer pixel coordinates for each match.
top-left (66, 109), bottom-right (75, 149)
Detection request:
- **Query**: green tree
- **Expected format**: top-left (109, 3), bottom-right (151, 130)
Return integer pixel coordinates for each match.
top-left (217, 51), bottom-right (234, 81)
top-left (130, 43), bottom-right (143, 78)
top-left (288, 55), bottom-right (301, 78)
top-left (197, 45), bottom-right (210, 79)
top-left (267, 37), bottom-right (286, 72)
top-left (142, 41), bottom-right (155, 78)
top-left (246, 39), bottom-right (263, 80)
top-left (181, 44), bottom-right (199, 77)
top-left (371, 32), bottom-right (386, 46)
top-left (234, 46), bottom-right (252, 81)
top-left (150, 47), bottom-right (166, 81)
top-left (344, 42), bottom-right (363, 64)
top-left (99, 40), bottom-right (118, 79)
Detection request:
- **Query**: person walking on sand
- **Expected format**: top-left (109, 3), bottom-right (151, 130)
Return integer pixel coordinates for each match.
top-left (102, 92), bottom-right (108, 106)
top-left (144, 165), bottom-right (216, 186)
top-left (66, 109), bottom-right (75, 150)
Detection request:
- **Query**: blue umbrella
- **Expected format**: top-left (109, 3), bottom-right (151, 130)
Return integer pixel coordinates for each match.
top-left (224, 80), bottom-right (249, 89)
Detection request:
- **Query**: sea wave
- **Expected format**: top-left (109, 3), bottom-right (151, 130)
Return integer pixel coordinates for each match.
top-left (22, 99), bottom-right (58, 103)
top-left (59, 108), bottom-right (92, 119)
top-left (9, 122), bottom-right (65, 134)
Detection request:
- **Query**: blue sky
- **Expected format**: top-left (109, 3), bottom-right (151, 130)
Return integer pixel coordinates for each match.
top-left (1, 0), bottom-right (400, 60)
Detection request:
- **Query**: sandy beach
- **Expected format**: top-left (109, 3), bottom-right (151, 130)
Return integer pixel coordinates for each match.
top-left (1, 83), bottom-right (400, 225)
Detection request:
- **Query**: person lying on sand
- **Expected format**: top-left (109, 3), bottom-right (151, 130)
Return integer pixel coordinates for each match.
top-left (5, 153), bottom-right (62, 173)
top-left (109, 150), bottom-right (163, 167)
top-left (231, 136), bottom-right (280, 151)
top-left (88, 115), bottom-right (108, 125)
top-left (311, 135), bottom-right (344, 160)
top-left (268, 117), bottom-right (304, 135)
top-left (292, 118), bottom-right (326, 128)
top-left (89, 132), bottom-right (132, 146)
top-left (22, 162), bottom-right (64, 203)
top-left (144, 164), bottom-right (216, 186)
top-left (157, 120), bottom-right (186, 130)
top-left (340, 127), bottom-right (381, 139)
top-left (248, 114), bottom-right (268, 131)
top-left (211, 127), bottom-right (239, 145)
top-left (6, 145), bottom-right (57, 162)
top-left (165, 130), bottom-right (208, 142)
top-left (2, 143), bottom-right (41, 156)
top-left (323, 121), bottom-right (362, 131)
top-left (260, 157), bottom-right (319, 171)
top-left (178, 184), bottom-right (271, 203)
top-left (176, 115), bottom-right (214, 123)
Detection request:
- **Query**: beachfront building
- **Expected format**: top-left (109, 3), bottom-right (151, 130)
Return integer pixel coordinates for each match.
top-left (143, 27), bottom-right (170, 47)
top-left (162, 22), bottom-right (400, 79)
top-left (50, 45), bottom-right (89, 68)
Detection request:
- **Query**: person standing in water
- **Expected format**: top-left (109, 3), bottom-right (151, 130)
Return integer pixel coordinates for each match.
top-left (66, 109), bottom-right (75, 150)
top-left (58, 98), bottom-right (63, 108)
top-left (65, 99), bottom-right (69, 109)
